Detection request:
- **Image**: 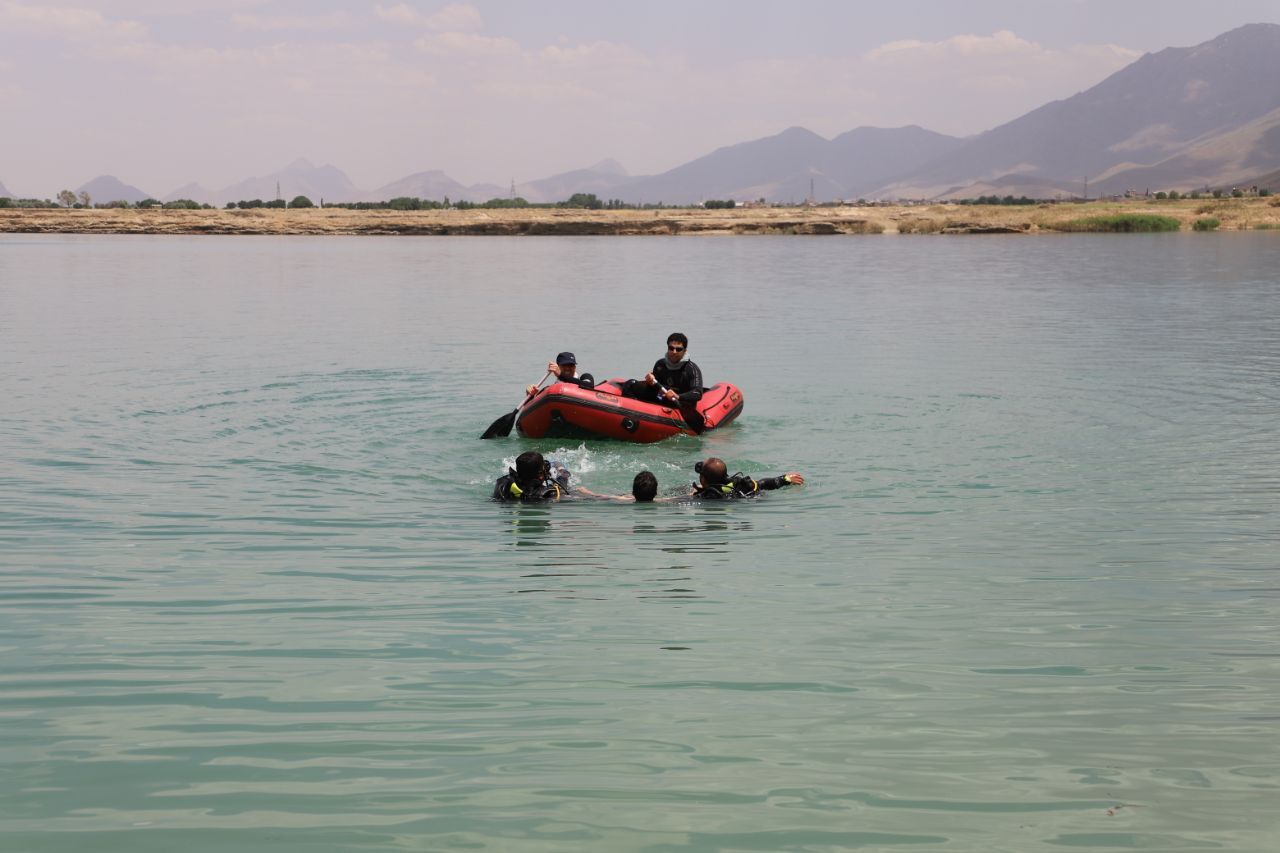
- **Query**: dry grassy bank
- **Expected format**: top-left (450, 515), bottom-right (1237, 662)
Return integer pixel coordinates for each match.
top-left (3, 198), bottom-right (1279, 236)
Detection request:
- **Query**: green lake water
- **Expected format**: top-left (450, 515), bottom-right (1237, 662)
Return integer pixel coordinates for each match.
top-left (2, 233), bottom-right (1278, 851)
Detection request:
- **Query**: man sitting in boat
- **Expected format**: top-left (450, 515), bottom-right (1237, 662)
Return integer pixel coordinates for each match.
top-left (621, 333), bottom-right (702, 406)
top-left (689, 457), bottom-right (804, 499)
top-left (526, 352), bottom-right (593, 396)
top-left (492, 451), bottom-right (571, 502)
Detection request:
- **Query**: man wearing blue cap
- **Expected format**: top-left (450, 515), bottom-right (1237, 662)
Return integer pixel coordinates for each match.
top-left (526, 352), bottom-right (592, 396)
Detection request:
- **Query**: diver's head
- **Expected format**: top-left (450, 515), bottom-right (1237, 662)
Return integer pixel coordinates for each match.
top-left (696, 457), bottom-right (727, 487)
top-left (514, 451), bottom-right (546, 482)
top-left (632, 471), bottom-right (658, 502)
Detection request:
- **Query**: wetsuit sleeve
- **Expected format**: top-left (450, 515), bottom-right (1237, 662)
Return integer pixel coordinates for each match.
top-left (677, 360), bottom-right (703, 404)
top-left (755, 475), bottom-right (792, 491)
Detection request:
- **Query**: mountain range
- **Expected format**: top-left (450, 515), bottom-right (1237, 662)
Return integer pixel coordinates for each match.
top-left (12, 23), bottom-right (1277, 206)
top-left (877, 22), bottom-right (1280, 199)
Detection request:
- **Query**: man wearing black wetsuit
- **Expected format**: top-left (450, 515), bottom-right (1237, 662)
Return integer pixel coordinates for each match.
top-left (622, 332), bottom-right (702, 406)
top-left (689, 457), bottom-right (805, 500)
top-left (492, 451), bottom-right (571, 502)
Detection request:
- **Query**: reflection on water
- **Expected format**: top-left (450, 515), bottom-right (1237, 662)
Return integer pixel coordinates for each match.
top-left (2, 234), bottom-right (1279, 851)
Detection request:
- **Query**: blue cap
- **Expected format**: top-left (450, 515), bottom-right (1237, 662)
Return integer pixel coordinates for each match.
top-left (556, 351), bottom-right (577, 365)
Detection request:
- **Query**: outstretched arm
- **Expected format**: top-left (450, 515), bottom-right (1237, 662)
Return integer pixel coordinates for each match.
top-left (573, 486), bottom-right (633, 502)
top-left (756, 472), bottom-right (805, 490)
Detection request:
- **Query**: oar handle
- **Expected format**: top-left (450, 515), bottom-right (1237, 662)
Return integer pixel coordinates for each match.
top-left (526, 370), bottom-right (554, 397)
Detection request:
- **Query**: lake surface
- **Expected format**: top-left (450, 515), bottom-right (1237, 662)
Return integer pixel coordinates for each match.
top-left (2, 233), bottom-right (1278, 852)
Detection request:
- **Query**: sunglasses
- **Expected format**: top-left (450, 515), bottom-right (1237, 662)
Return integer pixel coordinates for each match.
top-left (667, 345), bottom-right (685, 352)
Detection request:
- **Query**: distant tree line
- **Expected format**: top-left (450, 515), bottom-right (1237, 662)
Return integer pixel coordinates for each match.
top-left (955, 195), bottom-right (1039, 206)
top-left (0, 197), bottom-right (61, 208)
top-left (225, 198), bottom-right (290, 209)
top-left (0, 193), bottom-right (220, 209)
top-left (319, 193), bottom-right (690, 211)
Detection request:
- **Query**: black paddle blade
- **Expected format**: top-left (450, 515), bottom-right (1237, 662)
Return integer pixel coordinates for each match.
top-left (480, 408), bottom-right (517, 439)
top-left (680, 405), bottom-right (706, 435)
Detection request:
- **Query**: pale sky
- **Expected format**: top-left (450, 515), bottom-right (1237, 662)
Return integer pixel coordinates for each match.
top-left (2, 0), bottom-right (1277, 197)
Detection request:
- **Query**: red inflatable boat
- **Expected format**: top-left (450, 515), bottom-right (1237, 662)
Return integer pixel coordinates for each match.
top-left (515, 379), bottom-right (744, 442)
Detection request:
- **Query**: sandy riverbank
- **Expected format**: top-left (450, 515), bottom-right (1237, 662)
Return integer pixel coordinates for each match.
top-left (3, 199), bottom-right (1279, 236)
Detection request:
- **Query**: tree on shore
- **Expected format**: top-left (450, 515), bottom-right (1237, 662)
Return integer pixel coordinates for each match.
top-left (57, 189), bottom-right (76, 208)
top-left (288, 195), bottom-right (314, 208)
top-left (78, 191), bottom-right (91, 207)
top-left (563, 192), bottom-right (603, 209)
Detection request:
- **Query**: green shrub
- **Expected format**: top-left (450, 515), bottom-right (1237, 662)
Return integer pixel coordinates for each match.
top-left (1253, 223), bottom-right (1278, 230)
top-left (1192, 217), bottom-right (1220, 231)
top-left (1053, 214), bottom-right (1180, 233)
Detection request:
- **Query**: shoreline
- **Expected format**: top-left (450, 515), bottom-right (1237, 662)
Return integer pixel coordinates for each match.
top-left (2, 199), bottom-right (1278, 236)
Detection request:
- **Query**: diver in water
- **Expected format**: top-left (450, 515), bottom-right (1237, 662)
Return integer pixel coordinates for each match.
top-left (492, 451), bottom-right (572, 502)
top-left (688, 457), bottom-right (804, 499)
top-left (576, 471), bottom-right (662, 503)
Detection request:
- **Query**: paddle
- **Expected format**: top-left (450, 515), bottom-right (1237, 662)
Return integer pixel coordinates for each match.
top-left (656, 383), bottom-right (705, 435)
top-left (480, 372), bottom-right (552, 439)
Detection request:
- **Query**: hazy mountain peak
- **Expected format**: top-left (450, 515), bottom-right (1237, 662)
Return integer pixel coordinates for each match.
top-left (1202, 21), bottom-right (1280, 47)
top-left (778, 126), bottom-right (828, 142)
top-left (209, 160), bottom-right (360, 206)
top-left (76, 174), bottom-right (153, 203)
top-left (0, 179), bottom-right (12, 198)
top-left (587, 159), bottom-right (628, 176)
top-left (163, 182), bottom-right (214, 204)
